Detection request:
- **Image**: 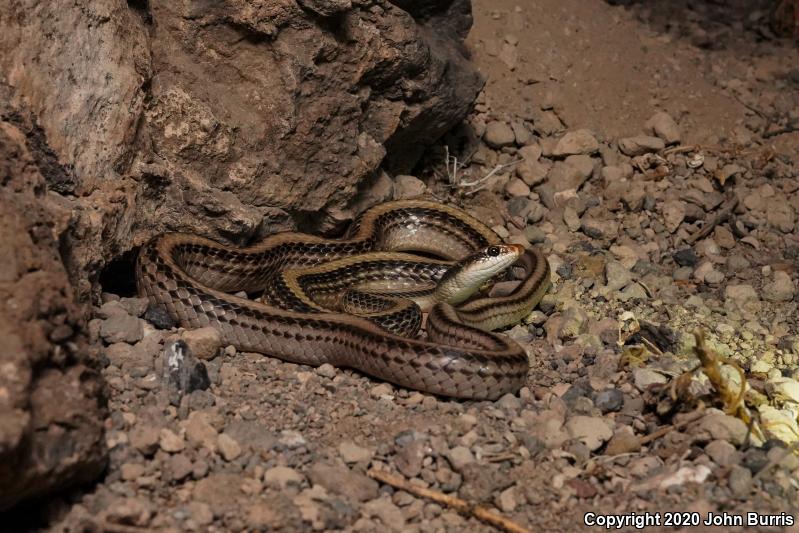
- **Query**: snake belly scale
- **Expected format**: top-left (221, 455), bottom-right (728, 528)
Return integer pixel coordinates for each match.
top-left (136, 200), bottom-right (551, 400)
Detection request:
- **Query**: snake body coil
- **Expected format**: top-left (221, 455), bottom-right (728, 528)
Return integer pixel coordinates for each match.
top-left (136, 201), bottom-right (551, 400)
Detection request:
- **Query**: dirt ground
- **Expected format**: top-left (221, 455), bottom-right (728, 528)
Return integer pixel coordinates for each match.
top-left (25, 0), bottom-right (799, 531)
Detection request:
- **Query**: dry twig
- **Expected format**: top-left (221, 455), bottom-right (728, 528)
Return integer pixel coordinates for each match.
top-left (662, 144), bottom-right (700, 156)
top-left (453, 159), bottom-right (522, 193)
top-left (639, 409), bottom-right (706, 445)
top-left (686, 196), bottom-right (739, 244)
top-left (367, 468), bottom-right (532, 533)
top-left (763, 123), bottom-right (799, 138)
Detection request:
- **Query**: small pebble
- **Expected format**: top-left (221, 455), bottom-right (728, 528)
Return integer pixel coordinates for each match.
top-left (594, 389), bottom-right (624, 413)
top-left (339, 441), bottom-right (374, 464)
top-left (484, 121), bottom-right (516, 148)
top-left (217, 433), bottom-right (242, 461)
top-left (159, 428), bottom-right (185, 453)
top-left (182, 327), bottom-right (222, 360)
top-left (315, 363), bottom-right (337, 378)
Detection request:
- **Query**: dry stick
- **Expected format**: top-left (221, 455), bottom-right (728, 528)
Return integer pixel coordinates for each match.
top-left (662, 144), bottom-right (700, 156)
top-left (445, 145), bottom-right (460, 186)
top-left (729, 94), bottom-right (799, 140)
top-left (456, 159), bottom-right (522, 190)
top-left (763, 124), bottom-right (799, 138)
top-left (639, 409), bottom-right (706, 446)
top-left (367, 468), bottom-right (533, 533)
top-left (662, 144), bottom-right (751, 157)
top-left (443, 146), bottom-right (478, 187)
top-left (486, 452), bottom-right (518, 463)
top-left (730, 93), bottom-right (780, 137)
top-left (731, 94), bottom-right (772, 122)
top-left (686, 196), bottom-right (739, 244)
top-left (638, 335), bottom-right (664, 357)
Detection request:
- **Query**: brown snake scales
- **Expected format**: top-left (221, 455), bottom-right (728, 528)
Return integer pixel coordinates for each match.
top-left (136, 200), bottom-right (551, 400)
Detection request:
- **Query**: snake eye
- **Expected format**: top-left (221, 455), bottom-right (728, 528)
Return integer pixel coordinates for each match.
top-left (487, 246), bottom-right (500, 257)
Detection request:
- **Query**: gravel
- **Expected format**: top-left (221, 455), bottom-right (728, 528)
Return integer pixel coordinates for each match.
top-left (644, 111), bottom-right (681, 144)
top-left (181, 327), bottom-right (223, 360)
top-left (49, 2), bottom-right (799, 530)
top-left (394, 175), bottom-right (427, 200)
top-left (483, 120), bottom-right (517, 148)
top-left (618, 135), bottom-right (666, 156)
top-left (552, 129), bottom-right (599, 156)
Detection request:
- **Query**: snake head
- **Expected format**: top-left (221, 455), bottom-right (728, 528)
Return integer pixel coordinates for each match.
top-left (434, 244), bottom-right (525, 305)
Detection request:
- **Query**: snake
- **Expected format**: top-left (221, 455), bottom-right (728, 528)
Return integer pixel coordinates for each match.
top-left (136, 200), bottom-right (551, 400)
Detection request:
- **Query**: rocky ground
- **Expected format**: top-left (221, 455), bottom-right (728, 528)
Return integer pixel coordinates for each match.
top-left (21, 1), bottom-right (799, 532)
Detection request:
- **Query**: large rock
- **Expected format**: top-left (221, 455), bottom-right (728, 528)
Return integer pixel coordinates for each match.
top-left (0, 0), bottom-right (482, 513)
top-left (0, 0), bottom-right (482, 295)
top-left (0, 117), bottom-right (107, 511)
